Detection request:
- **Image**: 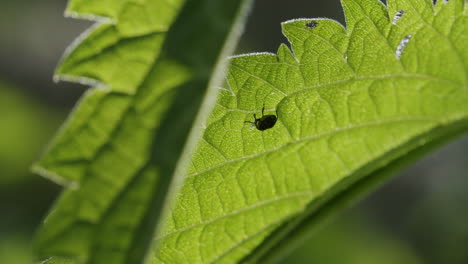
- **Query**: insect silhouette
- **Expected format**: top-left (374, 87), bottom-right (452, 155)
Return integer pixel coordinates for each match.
top-left (244, 105), bottom-right (278, 131)
top-left (306, 21), bottom-right (318, 29)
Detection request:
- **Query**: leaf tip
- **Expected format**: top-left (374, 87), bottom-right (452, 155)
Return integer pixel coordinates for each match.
top-left (65, 8), bottom-right (115, 22)
top-left (31, 163), bottom-right (79, 189)
top-left (228, 51), bottom-right (277, 61)
top-left (53, 73), bottom-right (110, 90)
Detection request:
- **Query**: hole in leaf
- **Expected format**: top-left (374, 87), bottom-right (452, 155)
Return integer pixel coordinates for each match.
top-left (392, 10), bottom-right (405, 25)
top-left (396, 34), bottom-right (412, 59)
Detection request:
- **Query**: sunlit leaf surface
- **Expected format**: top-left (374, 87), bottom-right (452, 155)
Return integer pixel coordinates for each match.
top-left (35, 0), bottom-right (467, 263)
top-left (154, 0), bottom-right (467, 263)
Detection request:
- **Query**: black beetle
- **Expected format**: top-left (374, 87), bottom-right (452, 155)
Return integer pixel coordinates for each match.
top-left (245, 105), bottom-right (278, 131)
top-left (306, 21), bottom-right (318, 29)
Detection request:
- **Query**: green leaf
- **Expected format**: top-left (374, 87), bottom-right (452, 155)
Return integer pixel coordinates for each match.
top-left (152, 0), bottom-right (468, 263)
top-left (36, 0), bottom-right (468, 263)
top-left (33, 0), bottom-right (252, 263)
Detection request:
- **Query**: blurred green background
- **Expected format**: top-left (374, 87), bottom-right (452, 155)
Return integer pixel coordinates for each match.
top-left (0, 0), bottom-right (467, 263)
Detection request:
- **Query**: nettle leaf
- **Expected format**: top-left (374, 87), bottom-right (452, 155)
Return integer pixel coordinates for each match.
top-left (35, 0), bottom-right (467, 263)
top-left (33, 0), bottom-right (251, 263)
top-left (152, 0), bottom-right (467, 263)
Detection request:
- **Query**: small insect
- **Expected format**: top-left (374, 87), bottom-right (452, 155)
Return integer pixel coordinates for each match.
top-left (306, 21), bottom-right (318, 29)
top-left (244, 105), bottom-right (278, 131)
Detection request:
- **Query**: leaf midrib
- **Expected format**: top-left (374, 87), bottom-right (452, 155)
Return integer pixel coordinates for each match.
top-left (217, 70), bottom-right (462, 114)
top-left (229, 62), bottom-right (462, 106)
top-left (189, 117), bottom-right (438, 180)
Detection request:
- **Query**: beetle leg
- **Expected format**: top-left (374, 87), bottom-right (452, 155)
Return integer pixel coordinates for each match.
top-left (262, 104), bottom-right (265, 117)
top-left (254, 113), bottom-right (257, 120)
top-left (244, 120), bottom-right (255, 129)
